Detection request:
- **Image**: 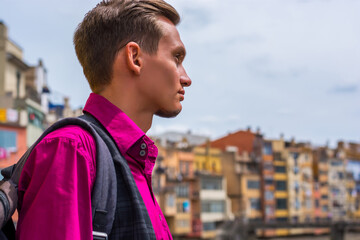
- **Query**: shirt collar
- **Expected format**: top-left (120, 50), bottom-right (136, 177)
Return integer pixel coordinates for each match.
top-left (83, 93), bottom-right (147, 156)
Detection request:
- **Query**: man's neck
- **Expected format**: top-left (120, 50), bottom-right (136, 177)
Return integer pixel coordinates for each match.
top-left (98, 91), bottom-right (153, 133)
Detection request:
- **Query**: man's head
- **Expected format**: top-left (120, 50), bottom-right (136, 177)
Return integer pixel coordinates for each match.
top-left (73, 0), bottom-right (180, 93)
top-left (136, 16), bottom-right (191, 118)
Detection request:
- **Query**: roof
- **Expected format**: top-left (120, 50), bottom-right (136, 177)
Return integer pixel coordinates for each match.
top-left (210, 130), bottom-right (256, 154)
top-left (6, 52), bottom-right (29, 71)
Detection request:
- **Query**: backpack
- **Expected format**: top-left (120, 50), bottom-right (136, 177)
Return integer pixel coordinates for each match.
top-left (0, 114), bottom-right (117, 240)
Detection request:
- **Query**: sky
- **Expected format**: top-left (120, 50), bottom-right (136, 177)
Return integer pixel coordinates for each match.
top-left (0, 0), bottom-right (359, 146)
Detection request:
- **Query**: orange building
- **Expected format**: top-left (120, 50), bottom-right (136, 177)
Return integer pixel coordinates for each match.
top-left (0, 123), bottom-right (27, 223)
top-left (0, 123), bottom-right (27, 170)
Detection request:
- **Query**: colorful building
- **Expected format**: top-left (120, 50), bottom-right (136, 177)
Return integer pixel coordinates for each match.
top-left (328, 148), bottom-right (347, 221)
top-left (287, 143), bottom-right (314, 234)
top-left (153, 146), bottom-right (193, 237)
top-left (271, 139), bottom-right (289, 236)
top-left (221, 149), bottom-right (261, 221)
top-left (313, 147), bottom-right (331, 221)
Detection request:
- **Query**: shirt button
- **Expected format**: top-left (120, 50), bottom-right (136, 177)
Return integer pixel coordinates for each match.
top-left (140, 150), bottom-right (146, 156)
top-left (141, 143), bottom-right (147, 149)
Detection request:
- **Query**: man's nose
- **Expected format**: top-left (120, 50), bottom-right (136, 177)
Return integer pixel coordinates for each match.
top-left (180, 69), bottom-right (192, 87)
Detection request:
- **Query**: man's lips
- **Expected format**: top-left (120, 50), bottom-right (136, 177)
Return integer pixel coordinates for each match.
top-left (178, 90), bottom-right (185, 101)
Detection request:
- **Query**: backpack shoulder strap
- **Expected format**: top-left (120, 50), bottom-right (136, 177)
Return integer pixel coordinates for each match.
top-left (77, 114), bottom-right (117, 236)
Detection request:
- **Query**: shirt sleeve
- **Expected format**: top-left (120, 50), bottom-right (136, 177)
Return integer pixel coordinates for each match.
top-left (16, 127), bottom-right (96, 240)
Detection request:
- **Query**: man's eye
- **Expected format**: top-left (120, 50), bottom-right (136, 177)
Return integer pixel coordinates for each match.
top-left (174, 55), bottom-right (180, 63)
top-left (174, 54), bottom-right (181, 64)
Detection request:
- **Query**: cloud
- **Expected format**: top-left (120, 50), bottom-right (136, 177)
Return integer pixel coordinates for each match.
top-left (244, 56), bottom-right (307, 80)
top-left (330, 84), bottom-right (358, 94)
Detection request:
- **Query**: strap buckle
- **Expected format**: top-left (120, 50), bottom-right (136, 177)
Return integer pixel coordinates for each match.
top-left (93, 231), bottom-right (108, 240)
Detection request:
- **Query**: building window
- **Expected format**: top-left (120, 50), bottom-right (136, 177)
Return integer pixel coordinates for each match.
top-left (247, 180), bottom-right (260, 189)
top-left (275, 166), bottom-right (286, 173)
top-left (179, 160), bottom-right (190, 177)
top-left (294, 199), bottom-right (300, 210)
top-left (0, 130), bottom-right (17, 151)
top-left (250, 198), bottom-right (261, 210)
top-left (322, 205), bottom-right (329, 212)
top-left (331, 187), bottom-right (340, 195)
top-left (175, 184), bottom-right (189, 198)
top-left (265, 191), bottom-right (274, 201)
top-left (201, 201), bottom-right (225, 213)
top-left (177, 200), bottom-right (190, 213)
top-left (201, 177), bottom-right (222, 190)
top-left (167, 194), bottom-right (175, 207)
top-left (28, 108), bottom-right (44, 128)
top-left (265, 206), bottom-right (274, 216)
top-left (333, 200), bottom-right (342, 208)
top-left (276, 198), bottom-right (287, 210)
top-left (273, 152), bottom-right (282, 161)
top-left (290, 152), bottom-right (299, 160)
top-left (203, 222), bottom-right (216, 231)
top-left (305, 198), bottom-right (312, 209)
top-left (176, 219), bottom-right (189, 228)
top-left (294, 181), bottom-right (299, 193)
top-left (263, 162), bottom-right (273, 171)
top-left (265, 178), bottom-right (273, 185)
top-left (315, 199), bottom-right (320, 208)
top-left (331, 161), bottom-right (342, 166)
top-left (275, 181), bottom-right (287, 191)
top-left (167, 167), bottom-right (176, 179)
top-left (263, 142), bottom-right (272, 155)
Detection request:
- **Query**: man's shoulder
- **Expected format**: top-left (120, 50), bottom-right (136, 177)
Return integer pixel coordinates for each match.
top-left (44, 125), bottom-right (93, 142)
top-left (40, 125), bottom-right (96, 156)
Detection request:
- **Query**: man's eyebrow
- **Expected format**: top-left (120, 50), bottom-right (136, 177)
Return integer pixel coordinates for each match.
top-left (173, 46), bottom-right (186, 57)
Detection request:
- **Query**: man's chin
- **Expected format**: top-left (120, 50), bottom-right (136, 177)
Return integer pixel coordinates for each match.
top-left (155, 108), bottom-right (182, 118)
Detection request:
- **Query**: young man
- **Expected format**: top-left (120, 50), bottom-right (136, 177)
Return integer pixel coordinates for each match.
top-left (15, 0), bottom-right (191, 239)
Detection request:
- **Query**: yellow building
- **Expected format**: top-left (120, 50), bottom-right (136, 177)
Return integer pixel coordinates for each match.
top-left (271, 139), bottom-right (289, 236)
top-left (153, 145), bottom-right (193, 237)
top-left (287, 144), bottom-right (314, 235)
top-left (345, 172), bottom-right (356, 219)
top-left (194, 146), bottom-right (222, 174)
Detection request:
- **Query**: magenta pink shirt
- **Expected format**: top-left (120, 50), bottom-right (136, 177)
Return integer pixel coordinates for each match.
top-left (17, 93), bottom-right (172, 240)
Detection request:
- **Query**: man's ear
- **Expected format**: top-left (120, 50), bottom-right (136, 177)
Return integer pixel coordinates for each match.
top-left (125, 42), bottom-right (142, 75)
